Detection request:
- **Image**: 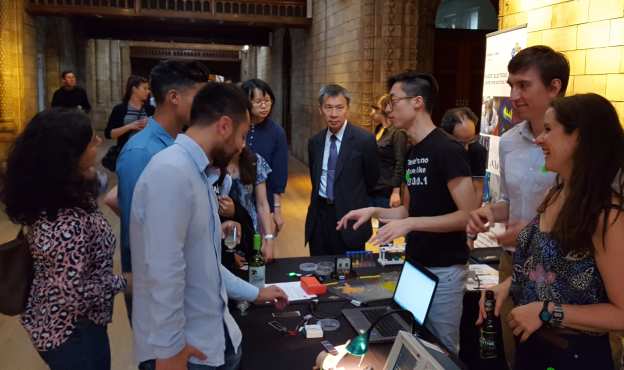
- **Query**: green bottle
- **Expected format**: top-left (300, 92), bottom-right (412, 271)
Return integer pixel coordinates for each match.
top-left (249, 233), bottom-right (266, 288)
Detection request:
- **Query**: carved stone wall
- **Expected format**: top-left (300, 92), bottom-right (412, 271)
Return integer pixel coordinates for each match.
top-left (0, 0), bottom-right (38, 158)
top-left (262, 0), bottom-right (439, 163)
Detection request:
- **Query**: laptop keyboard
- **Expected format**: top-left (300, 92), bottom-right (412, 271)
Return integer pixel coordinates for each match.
top-left (362, 308), bottom-right (404, 338)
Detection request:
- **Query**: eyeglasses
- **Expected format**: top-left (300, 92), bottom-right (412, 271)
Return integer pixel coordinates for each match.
top-left (252, 99), bottom-right (272, 107)
top-left (386, 95), bottom-right (418, 112)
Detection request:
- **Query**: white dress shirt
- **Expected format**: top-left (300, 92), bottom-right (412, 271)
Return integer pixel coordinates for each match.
top-left (498, 121), bottom-right (556, 251)
top-left (319, 120), bottom-right (347, 198)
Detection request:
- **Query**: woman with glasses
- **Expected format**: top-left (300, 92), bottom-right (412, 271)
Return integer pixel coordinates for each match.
top-left (241, 79), bottom-right (288, 242)
top-left (369, 94), bottom-right (408, 209)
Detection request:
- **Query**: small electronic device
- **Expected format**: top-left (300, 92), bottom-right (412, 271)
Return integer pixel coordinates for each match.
top-left (272, 310), bottom-right (301, 318)
top-left (383, 331), bottom-right (461, 370)
top-left (267, 320), bottom-right (288, 334)
top-left (378, 243), bottom-right (406, 266)
top-left (320, 340), bottom-right (338, 356)
top-left (335, 257), bottom-right (351, 276)
top-left (301, 276), bottom-right (327, 295)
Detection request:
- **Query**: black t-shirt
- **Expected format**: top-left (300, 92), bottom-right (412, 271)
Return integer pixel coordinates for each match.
top-left (404, 128), bottom-right (471, 267)
top-left (467, 141), bottom-right (487, 177)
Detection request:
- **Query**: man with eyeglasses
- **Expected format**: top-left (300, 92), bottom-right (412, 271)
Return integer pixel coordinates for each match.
top-left (305, 84), bottom-right (380, 256)
top-left (338, 72), bottom-right (477, 353)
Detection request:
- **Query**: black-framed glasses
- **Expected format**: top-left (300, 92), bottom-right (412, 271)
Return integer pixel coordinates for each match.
top-left (387, 95), bottom-right (418, 112)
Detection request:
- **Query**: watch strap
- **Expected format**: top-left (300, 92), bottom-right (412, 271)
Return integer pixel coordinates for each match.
top-left (550, 302), bottom-right (564, 327)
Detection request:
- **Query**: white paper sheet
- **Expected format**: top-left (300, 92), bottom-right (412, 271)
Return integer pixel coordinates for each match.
top-left (265, 281), bottom-right (317, 301)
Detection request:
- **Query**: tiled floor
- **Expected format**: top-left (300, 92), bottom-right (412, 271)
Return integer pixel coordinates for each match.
top-left (0, 141), bottom-right (312, 370)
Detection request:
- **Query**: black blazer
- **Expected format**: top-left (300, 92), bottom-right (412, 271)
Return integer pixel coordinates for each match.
top-left (305, 122), bottom-right (380, 249)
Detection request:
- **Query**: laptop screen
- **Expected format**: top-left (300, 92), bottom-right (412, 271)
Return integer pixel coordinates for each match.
top-left (393, 261), bottom-right (437, 326)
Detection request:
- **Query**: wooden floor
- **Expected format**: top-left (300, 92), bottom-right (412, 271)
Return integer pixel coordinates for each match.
top-left (0, 142), bottom-right (312, 370)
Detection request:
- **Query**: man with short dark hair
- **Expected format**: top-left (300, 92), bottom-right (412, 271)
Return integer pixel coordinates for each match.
top-left (131, 82), bottom-right (288, 370)
top-left (116, 60), bottom-right (210, 321)
top-left (50, 70), bottom-right (91, 113)
top-left (338, 71), bottom-right (478, 353)
top-left (305, 84), bottom-right (380, 255)
top-left (467, 45), bottom-right (569, 365)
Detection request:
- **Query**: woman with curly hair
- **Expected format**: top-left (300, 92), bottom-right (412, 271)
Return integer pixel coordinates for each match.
top-left (1, 109), bottom-right (125, 370)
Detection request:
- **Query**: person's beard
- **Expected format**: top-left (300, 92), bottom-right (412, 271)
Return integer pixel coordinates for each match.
top-left (210, 142), bottom-right (236, 169)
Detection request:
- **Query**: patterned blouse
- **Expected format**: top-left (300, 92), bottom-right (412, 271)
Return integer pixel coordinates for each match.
top-left (229, 153), bottom-right (272, 232)
top-left (511, 217), bottom-right (608, 307)
top-left (21, 206), bottom-right (125, 351)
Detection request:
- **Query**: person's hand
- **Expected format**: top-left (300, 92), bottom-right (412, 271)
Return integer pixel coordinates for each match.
top-left (466, 206), bottom-right (495, 237)
top-left (234, 254), bottom-right (247, 269)
top-left (495, 220), bottom-right (526, 247)
top-left (155, 344), bottom-right (207, 370)
top-left (508, 302), bottom-right (543, 342)
top-left (261, 239), bottom-right (275, 263)
top-left (273, 210), bottom-right (284, 236)
top-left (389, 192), bottom-right (401, 208)
top-left (368, 218), bottom-right (412, 246)
top-left (255, 285), bottom-right (289, 311)
top-left (218, 196), bottom-right (235, 218)
top-left (336, 207), bottom-right (376, 231)
top-left (221, 221), bottom-right (241, 243)
top-left (476, 278), bottom-right (510, 326)
top-left (131, 119), bottom-right (147, 131)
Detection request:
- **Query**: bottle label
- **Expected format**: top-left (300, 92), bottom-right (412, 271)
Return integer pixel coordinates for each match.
top-left (480, 330), bottom-right (497, 359)
top-left (249, 265), bottom-right (266, 288)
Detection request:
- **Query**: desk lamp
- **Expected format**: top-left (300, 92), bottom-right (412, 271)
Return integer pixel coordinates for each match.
top-left (345, 309), bottom-right (414, 357)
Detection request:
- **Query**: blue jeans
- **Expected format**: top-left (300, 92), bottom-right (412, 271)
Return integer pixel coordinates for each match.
top-left (425, 264), bottom-right (468, 355)
top-left (38, 320), bottom-right (110, 370)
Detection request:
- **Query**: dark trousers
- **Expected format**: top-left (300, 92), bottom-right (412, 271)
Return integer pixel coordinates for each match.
top-left (309, 197), bottom-right (350, 256)
top-left (514, 329), bottom-right (613, 370)
top-left (39, 320), bottom-right (110, 370)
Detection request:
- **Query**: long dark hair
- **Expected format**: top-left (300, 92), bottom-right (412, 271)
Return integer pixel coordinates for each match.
top-left (238, 147), bottom-right (257, 186)
top-left (538, 93), bottom-right (624, 254)
top-left (1, 109), bottom-right (98, 225)
top-left (123, 75), bottom-right (149, 103)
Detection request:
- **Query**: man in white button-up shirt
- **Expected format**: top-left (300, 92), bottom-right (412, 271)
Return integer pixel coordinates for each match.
top-left (131, 83), bottom-right (288, 370)
top-left (467, 45), bottom-right (569, 366)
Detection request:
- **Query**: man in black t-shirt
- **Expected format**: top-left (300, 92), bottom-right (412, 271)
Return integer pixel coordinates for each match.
top-left (50, 70), bottom-right (92, 113)
top-left (338, 71), bottom-right (477, 354)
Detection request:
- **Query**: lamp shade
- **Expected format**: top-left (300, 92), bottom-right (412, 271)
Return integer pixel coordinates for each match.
top-left (345, 334), bottom-right (368, 356)
top-left (345, 309), bottom-right (414, 358)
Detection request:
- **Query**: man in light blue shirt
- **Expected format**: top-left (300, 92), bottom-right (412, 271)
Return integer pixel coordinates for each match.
top-left (131, 83), bottom-right (288, 370)
top-left (116, 60), bottom-right (210, 321)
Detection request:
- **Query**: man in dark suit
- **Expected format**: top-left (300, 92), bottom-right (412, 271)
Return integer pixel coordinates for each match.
top-left (305, 84), bottom-right (380, 256)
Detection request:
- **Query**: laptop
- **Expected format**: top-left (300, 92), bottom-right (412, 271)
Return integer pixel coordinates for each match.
top-left (342, 260), bottom-right (439, 343)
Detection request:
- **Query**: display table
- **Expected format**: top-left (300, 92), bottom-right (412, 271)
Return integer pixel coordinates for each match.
top-left (232, 256), bottom-right (473, 370)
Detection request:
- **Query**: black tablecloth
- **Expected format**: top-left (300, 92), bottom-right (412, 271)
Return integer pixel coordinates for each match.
top-left (233, 256), bottom-right (476, 370)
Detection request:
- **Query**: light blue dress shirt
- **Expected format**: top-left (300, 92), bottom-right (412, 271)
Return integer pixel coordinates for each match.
top-left (130, 134), bottom-right (260, 366)
top-left (319, 121), bottom-right (347, 198)
top-left (116, 117), bottom-right (174, 272)
top-left (498, 121), bottom-right (556, 250)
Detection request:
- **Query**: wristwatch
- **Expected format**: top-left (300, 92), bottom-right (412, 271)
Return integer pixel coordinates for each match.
top-left (263, 234), bottom-right (275, 241)
top-left (539, 301), bottom-right (552, 323)
top-left (550, 302), bottom-right (564, 327)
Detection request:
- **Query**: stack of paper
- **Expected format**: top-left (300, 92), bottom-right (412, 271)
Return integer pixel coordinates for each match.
top-left (265, 281), bottom-right (317, 301)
